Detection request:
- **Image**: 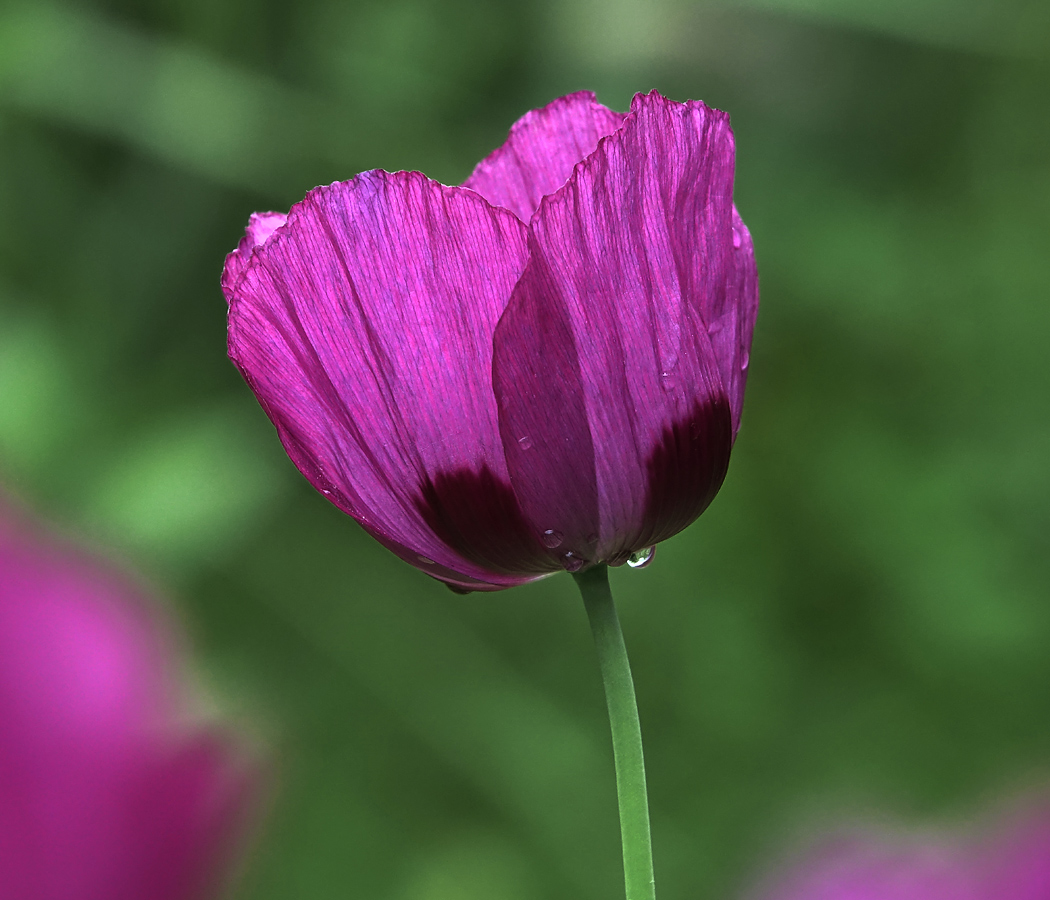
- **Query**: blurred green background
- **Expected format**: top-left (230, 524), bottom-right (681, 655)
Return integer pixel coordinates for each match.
top-left (1, 0), bottom-right (1049, 897)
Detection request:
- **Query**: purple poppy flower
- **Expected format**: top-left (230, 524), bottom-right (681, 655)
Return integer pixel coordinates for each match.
top-left (749, 802), bottom-right (1050, 900)
top-left (0, 504), bottom-right (255, 900)
top-left (223, 90), bottom-right (758, 591)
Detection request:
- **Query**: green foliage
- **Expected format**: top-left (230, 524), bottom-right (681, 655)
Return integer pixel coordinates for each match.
top-left (1, 1), bottom-right (1048, 897)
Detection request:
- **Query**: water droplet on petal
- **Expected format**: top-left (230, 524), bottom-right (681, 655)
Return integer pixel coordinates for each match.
top-left (518, 436), bottom-right (533, 450)
top-left (732, 228), bottom-right (742, 249)
top-left (627, 546), bottom-right (655, 569)
top-left (659, 372), bottom-right (678, 392)
top-left (418, 556), bottom-right (436, 565)
top-left (740, 350), bottom-right (750, 372)
top-left (541, 529), bottom-right (564, 549)
top-left (707, 318), bottom-right (723, 335)
top-left (562, 552), bottom-right (585, 573)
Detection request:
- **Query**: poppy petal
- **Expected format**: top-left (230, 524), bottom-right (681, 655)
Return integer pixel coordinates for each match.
top-left (227, 170), bottom-right (554, 587)
top-left (706, 207), bottom-right (759, 437)
top-left (0, 507), bottom-right (255, 899)
top-left (493, 91), bottom-right (739, 566)
top-left (221, 211), bottom-right (287, 298)
top-left (463, 91), bottom-right (625, 223)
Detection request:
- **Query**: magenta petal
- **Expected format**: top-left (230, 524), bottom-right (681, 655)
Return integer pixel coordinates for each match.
top-left (493, 91), bottom-right (738, 566)
top-left (127, 733), bottom-right (255, 900)
top-left (0, 509), bottom-right (254, 900)
top-left (980, 807), bottom-right (1050, 899)
top-left (716, 207), bottom-right (759, 436)
top-left (227, 171), bottom-right (557, 587)
top-left (491, 248), bottom-right (601, 569)
top-left (221, 211), bottom-right (288, 298)
top-left (463, 91), bottom-right (625, 223)
top-left (759, 837), bottom-right (977, 900)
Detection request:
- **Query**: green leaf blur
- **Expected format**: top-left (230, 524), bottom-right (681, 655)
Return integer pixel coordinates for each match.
top-left (1, 1), bottom-right (1048, 897)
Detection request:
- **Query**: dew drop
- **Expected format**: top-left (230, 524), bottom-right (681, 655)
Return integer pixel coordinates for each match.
top-left (562, 552), bottom-right (585, 573)
top-left (518, 436), bottom-right (533, 450)
top-left (732, 229), bottom-right (742, 249)
top-left (627, 546), bottom-right (655, 569)
top-left (417, 555), bottom-right (436, 565)
top-left (541, 529), bottom-right (564, 549)
top-left (659, 372), bottom-right (678, 392)
top-left (707, 318), bottom-right (723, 335)
top-left (740, 350), bottom-right (750, 372)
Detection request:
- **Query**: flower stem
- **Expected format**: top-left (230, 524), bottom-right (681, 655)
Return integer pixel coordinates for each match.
top-left (573, 564), bottom-right (656, 900)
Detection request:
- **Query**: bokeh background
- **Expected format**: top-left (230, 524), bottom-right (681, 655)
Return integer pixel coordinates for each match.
top-left (1, 0), bottom-right (1048, 897)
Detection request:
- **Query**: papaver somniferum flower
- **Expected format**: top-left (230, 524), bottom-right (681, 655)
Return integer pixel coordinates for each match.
top-left (223, 90), bottom-right (758, 591)
top-left (750, 802), bottom-right (1050, 900)
top-left (0, 504), bottom-right (255, 900)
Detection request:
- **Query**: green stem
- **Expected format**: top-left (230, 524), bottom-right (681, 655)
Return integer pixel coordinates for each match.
top-left (574, 564), bottom-right (656, 900)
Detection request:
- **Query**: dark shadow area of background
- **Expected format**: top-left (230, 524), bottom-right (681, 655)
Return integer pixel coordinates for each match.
top-left (1, 0), bottom-right (1048, 897)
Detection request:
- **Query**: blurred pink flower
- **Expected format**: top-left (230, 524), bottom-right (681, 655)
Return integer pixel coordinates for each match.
top-left (0, 506), bottom-right (255, 900)
top-left (222, 90), bottom-right (758, 592)
top-left (751, 802), bottom-right (1050, 900)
